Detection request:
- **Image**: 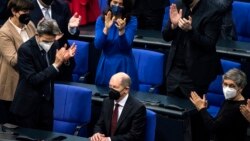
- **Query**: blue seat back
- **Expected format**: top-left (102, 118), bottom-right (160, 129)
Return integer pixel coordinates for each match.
top-left (145, 109), bottom-right (156, 141)
top-left (132, 48), bottom-right (165, 93)
top-left (207, 59), bottom-right (241, 117)
top-left (232, 1), bottom-right (250, 42)
top-left (53, 83), bottom-right (92, 136)
top-left (68, 40), bottom-right (89, 82)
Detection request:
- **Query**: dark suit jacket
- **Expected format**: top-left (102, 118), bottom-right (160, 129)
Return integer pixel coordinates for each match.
top-left (10, 37), bottom-right (70, 117)
top-left (30, 0), bottom-right (76, 81)
top-left (30, 0), bottom-right (79, 47)
top-left (162, 0), bottom-right (223, 90)
top-left (94, 95), bottom-right (146, 141)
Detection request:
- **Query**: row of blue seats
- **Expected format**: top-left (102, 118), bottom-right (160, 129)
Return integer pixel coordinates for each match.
top-left (68, 39), bottom-right (242, 118)
top-left (53, 83), bottom-right (156, 141)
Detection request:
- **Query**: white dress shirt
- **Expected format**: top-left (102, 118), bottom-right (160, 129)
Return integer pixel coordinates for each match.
top-left (37, 0), bottom-right (52, 18)
top-left (114, 94), bottom-right (129, 121)
top-left (9, 18), bottom-right (29, 42)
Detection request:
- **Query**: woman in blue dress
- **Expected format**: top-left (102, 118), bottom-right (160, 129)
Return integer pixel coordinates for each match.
top-left (94, 0), bottom-right (139, 90)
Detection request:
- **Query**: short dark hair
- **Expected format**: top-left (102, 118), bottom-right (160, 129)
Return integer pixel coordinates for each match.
top-left (103, 0), bottom-right (134, 22)
top-left (8, 0), bottom-right (34, 16)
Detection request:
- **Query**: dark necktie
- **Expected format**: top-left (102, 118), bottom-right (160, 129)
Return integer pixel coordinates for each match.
top-left (111, 103), bottom-right (119, 135)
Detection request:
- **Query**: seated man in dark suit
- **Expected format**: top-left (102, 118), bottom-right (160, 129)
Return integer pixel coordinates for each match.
top-left (90, 72), bottom-right (146, 141)
top-left (10, 18), bottom-right (76, 131)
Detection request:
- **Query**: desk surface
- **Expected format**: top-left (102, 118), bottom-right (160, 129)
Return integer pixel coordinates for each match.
top-left (79, 25), bottom-right (250, 58)
top-left (59, 82), bottom-right (196, 118)
top-left (0, 127), bottom-right (89, 141)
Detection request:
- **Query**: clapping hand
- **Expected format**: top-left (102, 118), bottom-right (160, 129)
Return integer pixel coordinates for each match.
top-left (178, 16), bottom-right (192, 31)
top-left (62, 43), bottom-right (77, 61)
top-left (115, 18), bottom-right (126, 35)
top-left (169, 4), bottom-right (182, 29)
top-left (69, 12), bottom-right (81, 28)
top-left (104, 11), bottom-right (115, 29)
top-left (190, 91), bottom-right (208, 111)
top-left (240, 99), bottom-right (250, 122)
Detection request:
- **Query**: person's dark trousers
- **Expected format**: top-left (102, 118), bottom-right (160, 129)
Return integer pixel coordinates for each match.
top-left (166, 66), bottom-right (210, 141)
top-left (12, 98), bottom-right (53, 131)
top-left (0, 100), bottom-right (12, 124)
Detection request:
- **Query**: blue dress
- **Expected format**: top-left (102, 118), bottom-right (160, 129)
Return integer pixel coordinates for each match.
top-left (94, 16), bottom-right (139, 90)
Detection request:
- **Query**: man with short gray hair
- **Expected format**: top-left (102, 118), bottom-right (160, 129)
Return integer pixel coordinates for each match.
top-left (10, 18), bottom-right (76, 131)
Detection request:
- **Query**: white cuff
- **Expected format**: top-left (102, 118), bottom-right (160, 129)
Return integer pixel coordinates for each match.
top-left (68, 26), bottom-right (77, 35)
top-left (52, 64), bottom-right (59, 72)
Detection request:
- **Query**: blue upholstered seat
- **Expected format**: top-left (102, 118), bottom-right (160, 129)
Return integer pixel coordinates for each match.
top-left (145, 109), bottom-right (156, 141)
top-left (68, 40), bottom-right (89, 82)
top-left (53, 83), bottom-right (92, 137)
top-left (207, 59), bottom-right (241, 117)
top-left (132, 48), bottom-right (165, 93)
top-left (232, 1), bottom-right (250, 42)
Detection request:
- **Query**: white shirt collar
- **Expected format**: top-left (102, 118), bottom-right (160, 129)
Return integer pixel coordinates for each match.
top-left (115, 94), bottom-right (129, 107)
top-left (8, 18), bottom-right (26, 34)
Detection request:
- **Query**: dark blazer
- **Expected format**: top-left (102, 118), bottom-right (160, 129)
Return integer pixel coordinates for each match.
top-left (94, 95), bottom-right (146, 141)
top-left (30, 0), bottom-right (79, 47)
top-left (10, 37), bottom-right (68, 117)
top-left (162, 0), bottom-right (223, 89)
top-left (30, 0), bottom-right (76, 81)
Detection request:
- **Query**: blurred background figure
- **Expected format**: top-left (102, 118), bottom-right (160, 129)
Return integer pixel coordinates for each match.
top-left (212, 0), bottom-right (237, 40)
top-left (0, 0), bottom-right (36, 124)
top-left (132, 0), bottom-right (169, 30)
top-left (94, 0), bottom-right (139, 90)
top-left (0, 0), bottom-right (9, 26)
top-left (190, 68), bottom-right (248, 141)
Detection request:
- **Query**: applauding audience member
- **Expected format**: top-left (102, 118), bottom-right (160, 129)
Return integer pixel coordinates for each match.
top-left (94, 0), bottom-right (139, 90)
top-left (0, 0), bottom-right (36, 124)
top-left (10, 19), bottom-right (76, 131)
top-left (190, 68), bottom-right (248, 141)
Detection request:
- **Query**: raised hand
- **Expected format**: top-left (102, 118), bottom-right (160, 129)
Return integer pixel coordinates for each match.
top-left (69, 12), bottom-right (81, 28)
top-left (103, 11), bottom-right (116, 34)
top-left (63, 43), bottom-right (77, 61)
top-left (53, 45), bottom-right (67, 68)
top-left (178, 16), bottom-right (192, 31)
top-left (190, 91), bottom-right (208, 111)
top-left (115, 18), bottom-right (126, 35)
top-left (240, 99), bottom-right (250, 122)
top-left (170, 4), bottom-right (182, 29)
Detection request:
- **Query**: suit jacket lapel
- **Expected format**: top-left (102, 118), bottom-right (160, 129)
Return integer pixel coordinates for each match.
top-left (106, 99), bottom-right (114, 136)
top-left (31, 0), bottom-right (44, 26)
top-left (31, 37), bottom-right (48, 68)
top-left (116, 96), bottom-right (133, 132)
